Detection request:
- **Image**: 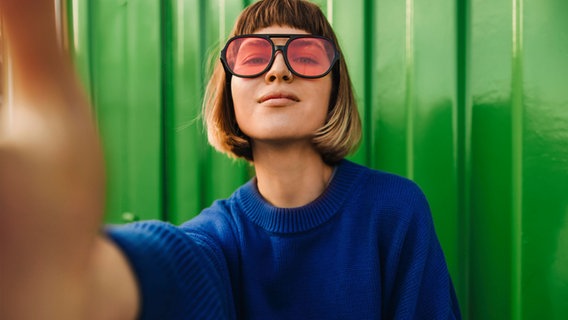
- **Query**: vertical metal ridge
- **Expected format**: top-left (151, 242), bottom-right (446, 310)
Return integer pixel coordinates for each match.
top-left (456, 0), bottom-right (471, 316)
top-left (219, 0), bottom-right (226, 42)
top-left (363, 0), bottom-right (374, 167)
top-left (124, 1), bottom-right (133, 216)
top-left (176, 0), bottom-right (185, 66)
top-left (160, 0), bottom-right (171, 222)
top-left (198, 0), bottom-right (208, 210)
top-left (404, 0), bottom-right (415, 179)
top-left (71, 0), bottom-right (80, 54)
top-left (511, 0), bottom-right (524, 317)
top-left (327, 0), bottom-right (333, 25)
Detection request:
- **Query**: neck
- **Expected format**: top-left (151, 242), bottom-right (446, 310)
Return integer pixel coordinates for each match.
top-left (252, 140), bottom-right (333, 208)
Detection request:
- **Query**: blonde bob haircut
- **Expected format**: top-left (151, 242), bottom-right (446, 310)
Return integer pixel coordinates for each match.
top-left (203, 0), bottom-right (361, 165)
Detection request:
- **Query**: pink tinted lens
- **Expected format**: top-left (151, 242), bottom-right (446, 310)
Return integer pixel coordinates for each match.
top-left (226, 37), bottom-right (272, 76)
top-left (287, 38), bottom-right (334, 77)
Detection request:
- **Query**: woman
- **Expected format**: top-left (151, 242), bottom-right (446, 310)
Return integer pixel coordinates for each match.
top-left (0, 0), bottom-right (460, 319)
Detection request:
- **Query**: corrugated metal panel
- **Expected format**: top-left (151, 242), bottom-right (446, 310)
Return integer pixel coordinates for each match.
top-left (68, 0), bottom-right (163, 222)
top-left (368, 0), bottom-right (462, 303)
top-left (521, 0), bottom-right (568, 317)
top-left (470, 0), bottom-right (517, 317)
top-left (66, 0), bottom-right (568, 318)
top-left (161, 0), bottom-right (250, 224)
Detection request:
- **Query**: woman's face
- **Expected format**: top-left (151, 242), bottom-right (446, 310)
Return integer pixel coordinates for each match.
top-left (231, 25), bottom-right (332, 145)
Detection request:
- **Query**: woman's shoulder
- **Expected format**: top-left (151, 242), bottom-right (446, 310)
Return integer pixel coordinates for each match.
top-left (177, 187), bottom-right (251, 252)
top-left (338, 161), bottom-right (431, 229)
top-left (340, 160), bottom-right (426, 200)
top-left (182, 185), bottom-right (246, 228)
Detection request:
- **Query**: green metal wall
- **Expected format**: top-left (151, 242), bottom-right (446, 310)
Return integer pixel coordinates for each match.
top-left (66, 0), bottom-right (568, 318)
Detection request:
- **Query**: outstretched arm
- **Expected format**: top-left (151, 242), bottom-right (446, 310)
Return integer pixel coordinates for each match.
top-left (0, 1), bottom-right (138, 319)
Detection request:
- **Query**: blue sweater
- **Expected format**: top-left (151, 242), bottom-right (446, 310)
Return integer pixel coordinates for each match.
top-left (108, 160), bottom-right (461, 319)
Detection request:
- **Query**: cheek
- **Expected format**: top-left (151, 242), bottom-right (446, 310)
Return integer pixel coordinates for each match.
top-left (230, 78), bottom-right (243, 110)
top-left (230, 79), bottom-right (253, 129)
top-left (314, 79), bottom-right (333, 119)
top-left (231, 78), bottom-right (254, 111)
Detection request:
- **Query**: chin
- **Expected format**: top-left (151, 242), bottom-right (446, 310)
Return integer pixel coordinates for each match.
top-left (251, 134), bottom-right (314, 145)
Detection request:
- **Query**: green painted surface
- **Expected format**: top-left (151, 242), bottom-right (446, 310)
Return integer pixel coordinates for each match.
top-left (161, 0), bottom-right (205, 224)
top-left (521, 0), bottom-right (568, 318)
top-left (66, 0), bottom-right (568, 318)
top-left (200, 0), bottom-right (251, 211)
top-left (68, 0), bottom-right (163, 222)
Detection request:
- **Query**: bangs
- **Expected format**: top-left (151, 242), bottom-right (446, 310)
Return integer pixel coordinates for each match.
top-left (233, 0), bottom-right (333, 39)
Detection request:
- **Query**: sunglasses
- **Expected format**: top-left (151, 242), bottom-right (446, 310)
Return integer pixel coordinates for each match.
top-left (221, 34), bottom-right (340, 79)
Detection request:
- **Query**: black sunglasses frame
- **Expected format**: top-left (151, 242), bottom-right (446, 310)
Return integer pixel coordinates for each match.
top-left (220, 34), bottom-right (340, 79)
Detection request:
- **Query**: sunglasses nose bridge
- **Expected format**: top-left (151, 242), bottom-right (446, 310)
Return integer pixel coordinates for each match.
top-left (273, 45), bottom-right (286, 58)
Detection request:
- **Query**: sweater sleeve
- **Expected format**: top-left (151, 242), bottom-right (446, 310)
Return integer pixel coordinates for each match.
top-left (106, 221), bottom-right (235, 320)
top-left (381, 188), bottom-right (461, 319)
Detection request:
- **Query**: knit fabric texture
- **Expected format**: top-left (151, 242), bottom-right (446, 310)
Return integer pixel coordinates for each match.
top-left (108, 160), bottom-right (461, 319)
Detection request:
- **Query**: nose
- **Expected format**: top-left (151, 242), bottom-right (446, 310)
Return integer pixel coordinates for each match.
top-left (265, 51), bottom-right (293, 83)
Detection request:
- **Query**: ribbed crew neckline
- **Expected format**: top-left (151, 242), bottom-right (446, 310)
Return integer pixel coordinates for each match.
top-left (236, 160), bottom-right (362, 234)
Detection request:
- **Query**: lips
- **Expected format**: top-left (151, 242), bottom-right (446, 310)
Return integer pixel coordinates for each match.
top-left (258, 92), bottom-right (300, 103)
